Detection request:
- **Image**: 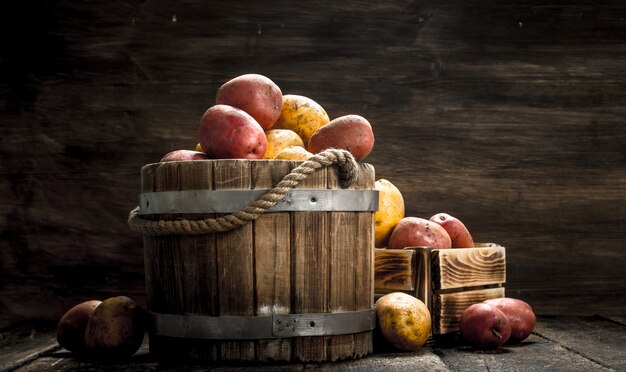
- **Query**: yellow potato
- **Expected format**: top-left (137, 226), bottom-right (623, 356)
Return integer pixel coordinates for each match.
top-left (273, 94), bottom-right (330, 145)
top-left (274, 145), bottom-right (314, 161)
top-left (84, 296), bottom-right (145, 359)
top-left (195, 142), bottom-right (203, 152)
top-left (374, 179), bottom-right (405, 248)
top-left (375, 292), bottom-right (431, 351)
top-left (263, 129), bottom-right (305, 159)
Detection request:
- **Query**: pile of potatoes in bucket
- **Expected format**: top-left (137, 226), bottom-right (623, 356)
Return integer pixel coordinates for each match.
top-left (160, 73), bottom-right (375, 163)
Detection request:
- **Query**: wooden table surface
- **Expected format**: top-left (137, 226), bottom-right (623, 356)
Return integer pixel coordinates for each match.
top-left (2, 315), bottom-right (625, 372)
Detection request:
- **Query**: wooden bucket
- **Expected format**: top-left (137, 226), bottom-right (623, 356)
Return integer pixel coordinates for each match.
top-left (136, 156), bottom-right (376, 363)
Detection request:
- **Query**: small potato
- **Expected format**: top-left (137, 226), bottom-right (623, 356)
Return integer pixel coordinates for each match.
top-left (308, 114), bottom-right (375, 161)
top-left (160, 149), bottom-right (209, 162)
top-left (375, 292), bottom-right (431, 351)
top-left (274, 145), bottom-right (314, 161)
top-left (84, 296), bottom-right (145, 359)
top-left (429, 213), bottom-right (475, 248)
top-left (388, 217), bottom-right (452, 249)
top-left (56, 300), bottom-right (102, 353)
top-left (460, 303), bottom-right (511, 349)
top-left (216, 73), bottom-right (283, 130)
top-left (273, 94), bottom-right (330, 145)
top-left (199, 104), bottom-right (267, 159)
top-left (483, 298), bottom-right (536, 343)
top-left (263, 129), bottom-right (305, 159)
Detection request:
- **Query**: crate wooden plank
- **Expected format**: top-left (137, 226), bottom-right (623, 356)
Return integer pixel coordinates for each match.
top-left (374, 248), bottom-right (415, 291)
top-left (433, 287), bottom-right (505, 335)
top-left (432, 244), bottom-right (506, 290)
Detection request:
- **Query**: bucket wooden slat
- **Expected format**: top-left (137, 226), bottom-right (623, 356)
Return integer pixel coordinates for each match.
top-left (213, 160), bottom-right (255, 361)
top-left (328, 166), bottom-right (356, 360)
top-left (353, 163), bottom-right (375, 358)
top-left (293, 162), bottom-right (329, 362)
top-left (251, 160), bottom-right (293, 362)
top-left (145, 161), bottom-right (219, 360)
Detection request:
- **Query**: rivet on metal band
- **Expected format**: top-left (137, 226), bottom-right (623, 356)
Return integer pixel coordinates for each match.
top-left (149, 308), bottom-right (376, 340)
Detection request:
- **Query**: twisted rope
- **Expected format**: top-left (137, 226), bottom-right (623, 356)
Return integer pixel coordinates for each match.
top-left (128, 148), bottom-right (359, 236)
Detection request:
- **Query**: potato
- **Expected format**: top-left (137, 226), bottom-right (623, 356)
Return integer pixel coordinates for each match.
top-left (308, 114), bottom-right (375, 160)
top-left (263, 129), bottom-right (304, 159)
top-left (375, 292), bottom-right (431, 351)
top-left (483, 298), bottom-right (536, 343)
top-left (459, 303), bottom-right (511, 349)
top-left (374, 179), bottom-right (405, 248)
top-left (429, 213), bottom-right (475, 248)
top-left (199, 104), bottom-right (267, 159)
top-left (215, 73), bottom-right (283, 130)
top-left (56, 300), bottom-right (102, 353)
top-left (273, 94), bottom-right (330, 145)
top-left (274, 145), bottom-right (314, 160)
top-left (160, 149), bottom-right (209, 162)
top-left (84, 296), bottom-right (145, 359)
top-left (388, 217), bottom-right (452, 249)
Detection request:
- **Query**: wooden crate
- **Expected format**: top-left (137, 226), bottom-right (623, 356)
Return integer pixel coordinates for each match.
top-left (374, 243), bottom-right (506, 335)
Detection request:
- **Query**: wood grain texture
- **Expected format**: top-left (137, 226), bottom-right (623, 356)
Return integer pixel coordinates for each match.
top-left (374, 249), bottom-right (415, 291)
top-left (352, 163), bottom-right (375, 359)
top-left (1, 0), bottom-right (626, 329)
top-left (432, 244), bottom-right (506, 290)
top-left (250, 160), bottom-right (293, 362)
top-left (5, 316), bottom-right (625, 371)
top-left (433, 287), bottom-right (505, 335)
top-left (292, 165), bottom-right (328, 362)
top-left (143, 161), bottom-right (219, 361)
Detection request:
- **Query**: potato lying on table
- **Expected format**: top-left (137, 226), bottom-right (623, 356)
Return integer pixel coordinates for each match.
top-left (375, 292), bottom-right (431, 351)
top-left (84, 296), bottom-right (145, 359)
top-left (307, 114), bottom-right (374, 160)
top-left (57, 300), bottom-right (102, 353)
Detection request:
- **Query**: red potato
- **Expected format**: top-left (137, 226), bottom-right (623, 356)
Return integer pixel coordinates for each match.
top-left (387, 217), bottom-right (452, 249)
top-left (307, 114), bottom-right (374, 160)
top-left (216, 73), bottom-right (283, 130)
top-left (199, 104), bottom-right (267, 159)
top-left (484, 298), bottom-right (536, 343)
top-left (459, 302), bottom-right (511, 349)
top-left (57, 300), bottom-right (102, 353)
top-left (160, 149), bottom-right (209, 162)
top-left (429, 213), bottom-right (475, 248)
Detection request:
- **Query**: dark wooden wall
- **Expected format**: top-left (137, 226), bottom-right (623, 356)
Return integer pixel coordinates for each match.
top-left (1, 0), bottom-right (625, 328)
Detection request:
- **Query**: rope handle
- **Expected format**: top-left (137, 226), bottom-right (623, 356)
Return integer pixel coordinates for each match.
top-left (128, 148), bottom-right (359, 236)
